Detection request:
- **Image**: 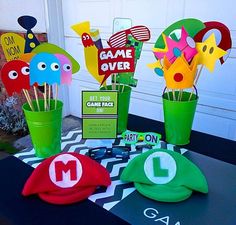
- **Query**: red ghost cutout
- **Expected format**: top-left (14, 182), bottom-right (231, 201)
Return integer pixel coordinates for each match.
top-left (1, 60), bottom-right (30, 96)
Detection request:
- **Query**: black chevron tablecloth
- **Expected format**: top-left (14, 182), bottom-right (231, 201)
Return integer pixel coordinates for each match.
top-left (14, 128), bottom-right (188, 211)
top-left (11, 128), bottom-right (236, 225)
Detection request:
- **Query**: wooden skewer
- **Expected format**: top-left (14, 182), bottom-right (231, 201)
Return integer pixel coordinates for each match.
top-left (44, 83), bottom-right (48, 111)
top-left (55, 84), bottom-right (58, 110)
top-left (122, 84), bottom-right (125, 93)
top-left (23, 89), bottom-right (34, 111)
top-left (166, 88), bottom-right (170, 100)
top-left (33, 86), bottom-right (40, 111)
top-left (188, 66), bottom-right (203, 101)
top-left (188, 87), bottom-right (195, 101)
top-left (180, 89), bottom-right (183, 101)
top-left (48, 85), bottom-right (51, 110)
top-left (194, 65), bottom-right (203, 86)
top-left (25, 90), bottom-right (35, 111)
top-left (172, 89), bottom-right (176, 101)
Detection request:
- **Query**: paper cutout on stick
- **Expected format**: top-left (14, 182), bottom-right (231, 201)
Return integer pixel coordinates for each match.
top-left (154, 18), bottom-right (205, 49)
top-left (55, 54), bottom-right (72, 85)
top-left (17, 15), bottom-right (40, 53)
top-left (32, 43), bottom-right (80, 74)
top-left (163, 54), bottom-right (199, 89)
top-left (147, 60), bottom-right (164, 76)
top-left (30, 53), bottom-right (61, 85)
top-left (0, 33), bottom-right (25, 61)
top-left (19, 53), bottom-right (35, 63)
top-left (196, 34), bottom-right (227, 72)
top-left (1, 60), bottom-right (30, 96)
top-left (71, 22), bottom-right (105, 85)
top-left (153, 27), bottom-right (197, 63)
top-left (108, 25), bottom-right (150, 48)
top-left (194, 21), bottom-right (232, 64)
top-left (98, 47), bottom-right (135, 85)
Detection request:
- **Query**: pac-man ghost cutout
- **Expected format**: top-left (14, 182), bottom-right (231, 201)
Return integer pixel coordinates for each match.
top-left (32, 43), bottom-right (80, 74)
top-left (55, 54), bottom-right (72, 85)
top-left (1, 60), bottom-right (30, 96)
top-left (30, 53), bottom-right (61, 85)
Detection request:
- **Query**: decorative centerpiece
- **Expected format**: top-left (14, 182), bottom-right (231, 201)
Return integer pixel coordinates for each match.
top-left (0, 15), bottom-right (80, 158)
top-left (71, 21), bottom-right (151, 134)
top-left (148, 18), bottom-right (232, 145)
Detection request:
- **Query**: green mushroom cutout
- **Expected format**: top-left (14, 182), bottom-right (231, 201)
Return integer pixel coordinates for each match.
top-left (121, 149), bottom-right (208, 202)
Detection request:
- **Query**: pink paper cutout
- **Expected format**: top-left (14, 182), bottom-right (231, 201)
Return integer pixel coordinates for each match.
top-left (55, 54), bottom-right (72, 85)
top-left (154, 27), bottom-right (197, 63)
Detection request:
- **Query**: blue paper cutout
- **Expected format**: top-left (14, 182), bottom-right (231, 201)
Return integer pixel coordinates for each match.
top-left (30, 53), bottom-right (61, 85)
top-left (154, 67), bottom-right (164, 76)
top-left (18, 15), bottom-right (40, 53)
top-left (173, 47), bottom-right (182, 57)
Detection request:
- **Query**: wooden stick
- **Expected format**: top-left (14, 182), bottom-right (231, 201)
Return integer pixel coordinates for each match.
top-left (172, 89), bottom-right (176, 101)
top-left (166, 88), bottom-right (170, 100)
top-left (122, 84), bottom-right (125, 93)
top-left (33, 86), bottom-right (40, 111)
top-left (177, 89), bottom-right (181, 101)
top-left (23, 89), bottom-right (34, 111)
top-left (194, 65), bottom-right (203, 86)
top-left (44, 83), bottom-right (48, 111)
top-left (114, 74), bottom-right (117, 90)
top-left (55, 84), bottom-right (58, 110)
top-left (25, 90), bottom-right (35, 111)
top-left (188, 87), bottom-right (195, 101)
top-left (112, 74), bottom-right (115, 90)
top-left (48, 85), bottom-right (51, 110)
top-left (180, 89), bottom-right (183, 101)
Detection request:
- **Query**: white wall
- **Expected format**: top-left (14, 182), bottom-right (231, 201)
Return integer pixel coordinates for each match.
top-left (62, 0), bottom-right (236, 140)
top-left (0, 0), bottom-right (46, 32)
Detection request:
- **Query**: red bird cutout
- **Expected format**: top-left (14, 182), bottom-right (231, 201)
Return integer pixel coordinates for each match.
top-left (1, 60), bottom-right (30, 96)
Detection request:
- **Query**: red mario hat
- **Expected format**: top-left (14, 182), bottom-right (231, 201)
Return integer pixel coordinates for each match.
top-left (22, 153), bottom-right (111, 204)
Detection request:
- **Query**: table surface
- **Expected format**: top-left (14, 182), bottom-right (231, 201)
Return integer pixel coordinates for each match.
top-left (8, 127), bottom-right (236, 225)
top-left (128, 114), bottom-right (236, 165)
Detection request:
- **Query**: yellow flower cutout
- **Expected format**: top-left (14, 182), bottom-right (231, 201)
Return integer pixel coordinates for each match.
top-left (196, 33), bottom-right (227, 72)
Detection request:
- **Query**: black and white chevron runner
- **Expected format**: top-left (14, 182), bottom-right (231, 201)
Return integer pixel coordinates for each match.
top-left (14, 128), bottom-right (188, 210)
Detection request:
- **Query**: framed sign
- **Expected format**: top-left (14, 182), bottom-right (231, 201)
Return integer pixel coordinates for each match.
top-left (82, 91), bottom-right (118, 139)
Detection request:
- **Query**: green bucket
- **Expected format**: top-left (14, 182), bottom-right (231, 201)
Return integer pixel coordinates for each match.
top-left (101, 85), bottom-right (131, 134)
top-left (163, 91), bottom-right (198, 145)
top-left (22, 99), bottom-right (63, 158)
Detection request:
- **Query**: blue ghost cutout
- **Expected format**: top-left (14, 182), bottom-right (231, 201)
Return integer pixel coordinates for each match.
top-left (30, 53), bottom-right (61, 85)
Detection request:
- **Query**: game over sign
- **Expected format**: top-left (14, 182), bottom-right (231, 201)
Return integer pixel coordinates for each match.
top-left (98, 47), bottom-right (135, 76)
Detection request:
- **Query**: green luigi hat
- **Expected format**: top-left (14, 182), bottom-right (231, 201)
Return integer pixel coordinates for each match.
top-left (121, 149), bottom-right (208, 202)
